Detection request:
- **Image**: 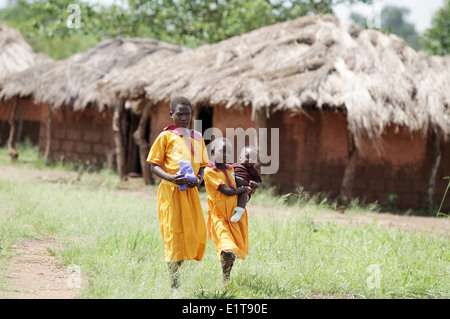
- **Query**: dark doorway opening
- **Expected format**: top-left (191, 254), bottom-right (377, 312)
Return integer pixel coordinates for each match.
top-left (126, 111), bottom-right (151, 176)
top-left (196, 105), bottom-right (214, 144)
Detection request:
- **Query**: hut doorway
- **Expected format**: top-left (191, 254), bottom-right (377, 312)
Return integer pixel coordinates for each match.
top-left (195, 105), bottom-right (214, 144)
top-left (126, 110), bottom-right (150, 177)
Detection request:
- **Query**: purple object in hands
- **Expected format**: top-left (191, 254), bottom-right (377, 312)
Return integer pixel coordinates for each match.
top-left (177, 160), bottom-right (197, 191)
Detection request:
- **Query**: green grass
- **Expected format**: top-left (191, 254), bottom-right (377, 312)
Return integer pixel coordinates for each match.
top-left (0, 175), bottom-right (448, 299)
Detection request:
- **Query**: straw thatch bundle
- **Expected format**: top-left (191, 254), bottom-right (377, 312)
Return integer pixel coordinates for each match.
top-left (98, 15), bottom-right (450, 146)
top-left (0, 24), bottom-right (38, 80)
top-left (0, 55), bottom-right (55, 101)
top-left (0, 24), bottom-right (54, 101)
top-left (32, 38), bottom-right (184, 111)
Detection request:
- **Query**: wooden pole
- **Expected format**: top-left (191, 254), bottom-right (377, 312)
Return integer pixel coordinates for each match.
top-left (16, 99), bottom-right (23, 143)
top-left (254, 107), bottom-right (267, 167)
top-left (340, 126), bottom-right (358, 205)
top-left (426, 131), bottom-right (442, 212)
top-left (133, 103), bottom-right (154, 185)
top-left (43, 105), bottom-right (52, 164)
top-left (7, 97), bottom-right (19, 161)
top-left (113, 101), bottom-right (127, 180)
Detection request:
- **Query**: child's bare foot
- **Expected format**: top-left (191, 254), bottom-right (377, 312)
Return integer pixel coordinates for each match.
top-left (230, 207), bottom-right (245, 222)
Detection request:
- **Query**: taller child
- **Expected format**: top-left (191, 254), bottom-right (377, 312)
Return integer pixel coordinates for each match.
top-left (147, 96), bottom-right (209, 289)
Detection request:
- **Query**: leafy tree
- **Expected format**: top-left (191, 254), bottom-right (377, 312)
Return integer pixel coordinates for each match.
top-left (350, 5), bottom-right (421, 50)
top-left (0, 0), bottom-right (109, 59)
top-left (381, 6), bottom-right (421, 50)
top-left (422, 0), bottom-right (450, 56)
top-left (0, 0), bottom-right (373, 59)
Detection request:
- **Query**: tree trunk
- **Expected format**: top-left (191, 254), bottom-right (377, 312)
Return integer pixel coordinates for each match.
top-left (8, 97), bottom-right (19, 161)
top-left (426, 132), bottom-right (442, 212)
top-left (113, 101), bottom-right (127, 180)
top-left (133, 104), bottom-right (154, 185)
top-left (43, 105), bottom-right (52, 164)
top-left (340, 127), bottom-right (358, 205)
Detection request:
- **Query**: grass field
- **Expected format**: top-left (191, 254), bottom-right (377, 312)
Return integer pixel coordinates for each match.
top-left (0, 144), bottom-right (449, 299)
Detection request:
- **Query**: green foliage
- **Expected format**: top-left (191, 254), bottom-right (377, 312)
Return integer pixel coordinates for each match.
top-left (350, 5), bottom-right (422, 50)
top-left (0, 0), bottom-right (373, 59)
top-left (381, 6), bottom-right (421, 50)
top-left (422, 0), bottom-right (450, 56)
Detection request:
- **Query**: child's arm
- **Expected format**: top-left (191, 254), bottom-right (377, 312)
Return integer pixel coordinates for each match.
top-left (218, 184), bottom-right (253, 196)
top-left (150, 163), bottom-right (187, 185)
top-left (187, 167), bottom-right (205, 188)
top-left (249, 180), bottom-right (261, 189)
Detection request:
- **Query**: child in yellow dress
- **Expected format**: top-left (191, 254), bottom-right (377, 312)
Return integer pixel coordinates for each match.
top-left (204, 137), bottom-right (253, 282)
top-left (147, 96), bottom-right (209, 289)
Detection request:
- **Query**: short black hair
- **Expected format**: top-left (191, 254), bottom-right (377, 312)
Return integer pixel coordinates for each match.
top-left (170, 96), bottom-right (192, 112)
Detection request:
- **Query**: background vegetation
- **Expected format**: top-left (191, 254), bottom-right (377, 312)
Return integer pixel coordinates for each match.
top-left (1, 0), bottom-right (448, 60)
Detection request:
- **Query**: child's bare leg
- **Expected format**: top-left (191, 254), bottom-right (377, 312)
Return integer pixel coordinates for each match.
top-left (167, 261), bottom-right (183, 289)
top-left (231, 193), bottom-right (248, 222)
top-left (237, 192), bottom-right (248, 209)
top-left (220, 251), bottom-right (236, 282)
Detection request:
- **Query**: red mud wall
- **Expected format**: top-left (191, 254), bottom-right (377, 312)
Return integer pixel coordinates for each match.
top-left (268, 109), bottom-right (348, 196)
top-left (39, 105), bottom-right (115, 168)
top-left (149, 102), bottom-right (171, 145)
top-left (269, 109), bottom-right (450, 211)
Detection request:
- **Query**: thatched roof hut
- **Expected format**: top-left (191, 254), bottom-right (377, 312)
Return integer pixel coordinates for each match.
top-left (6, 37), bottom-right (185, 182)
top-left (0, 24), bottom-right (54, 159)
top-left (98, 15), bottom-right (450, 210)
top-left (99, 15), bottom-right (450, 144)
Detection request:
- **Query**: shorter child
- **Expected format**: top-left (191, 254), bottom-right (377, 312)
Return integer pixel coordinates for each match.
top-left (204, 138), bottom-right (253, 282)
top-left (230, 146), bottom-right (262, 222)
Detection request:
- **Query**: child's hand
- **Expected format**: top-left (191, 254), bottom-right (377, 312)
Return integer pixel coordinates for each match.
top-left (249, 180), bottom-right (257, 188)
top-left (186, 178), bottom-right (199, 188)
top-left (171, 174), bottom-right (187, 185)
top-left (241, 186), bottom-right (254, 195)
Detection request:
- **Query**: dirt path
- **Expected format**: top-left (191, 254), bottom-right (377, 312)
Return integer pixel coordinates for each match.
top-left (1, 238), bottom-right (82, 299)
top-left (0, 164), bottom-right (448, 299)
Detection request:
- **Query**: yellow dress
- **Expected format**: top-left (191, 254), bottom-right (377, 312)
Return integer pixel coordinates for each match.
top-left (147, 126), bottom-right (209, 262)
top-left (204, 163), bottom-right (249, 260)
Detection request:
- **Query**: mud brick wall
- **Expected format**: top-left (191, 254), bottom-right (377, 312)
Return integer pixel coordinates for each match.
top-left (39, 105), bottom-right (115, 168)
top-left (268, 109), bottom-right (450, 211)
top-left (149, 101), bottom-right (171, 145)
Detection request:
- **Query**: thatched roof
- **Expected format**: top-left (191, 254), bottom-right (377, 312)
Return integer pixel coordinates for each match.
top-left (0, 24), bottom-right (50, 82)
top-left (98, 15), bottom-right (450, 144)
top-left (23, 38), bottom-right (184, 111)
top-left (0, 24), bottom-right (35, 79)
top-left (0, 55), bottom-right (55, 102)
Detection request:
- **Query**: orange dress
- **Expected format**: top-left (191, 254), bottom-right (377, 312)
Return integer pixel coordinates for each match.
top-left (147, 126), bottom-right (209, 262)
top-left (204, 163), bottom-right (249, 260)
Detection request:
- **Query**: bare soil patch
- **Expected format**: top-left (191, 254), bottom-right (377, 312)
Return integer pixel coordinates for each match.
top-left (1, 238), bottom-right (82, 299)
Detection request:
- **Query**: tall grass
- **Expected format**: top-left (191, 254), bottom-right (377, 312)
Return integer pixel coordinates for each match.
top-left (0, 177), bottom-right (448, 299)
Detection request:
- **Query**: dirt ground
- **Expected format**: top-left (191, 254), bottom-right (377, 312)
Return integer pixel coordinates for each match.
top-left (0, 164), bottom-right (448, 299)
top-left (1, 238), bottom-right (82, 299)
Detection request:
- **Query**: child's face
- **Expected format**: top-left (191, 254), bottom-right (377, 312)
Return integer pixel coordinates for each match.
top-left (170, 104), bottom-right (192, 128)
top-left (240, 148), bottom-right (258, 167)
top-left (211, 141), bottom-right (232, 164)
